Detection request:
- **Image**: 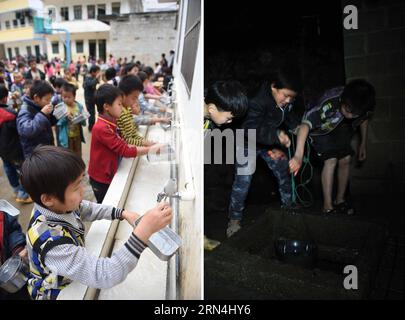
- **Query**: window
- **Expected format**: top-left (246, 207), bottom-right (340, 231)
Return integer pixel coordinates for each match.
top-left (5, 21), bottom-right (10, 29)
top-left (16, 11), bottom-right (26, 26)
top-left (176, 1), bottom-right (184, 63)
top-left (97, 4), bottom-right (106, 17)
top-left (185, 0), bottom-right (201, 32)
top-left (76, 40), bottom-right (84, 53)
top-left (35, 45), bottom-right (40, 57)
top-left (13, 19), bottom-right (18, 27)
top-left (60, 7), bottom-right (69, 21)
top-left (74, 5), bottom-right (82, 20)
top-left (181, 0), bottom-right (201, 94)
top-left (98, 39), bottom-right (106, 62)
top-left (26, 46), bottom-right (32, 56)
top-left (7, 48), bottom-right (12, 60)
top-left (15, 48), bottom-right (20, 56)
top-left (52, 41), bottom-right (59, 54)
top-left (112, 2), bottom-right (121, 15)
top-left (87, 5), bottom-right (95, 19)
top-left (48, 8), bottom-right (56, 21)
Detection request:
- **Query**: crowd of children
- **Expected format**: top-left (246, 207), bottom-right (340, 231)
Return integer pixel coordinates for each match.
top-left (0, 53), bottom-right (173, 201)
top-left (204, 66), bottom-right (376, 243)
top-left (0, 52), bottom-right (175, 299)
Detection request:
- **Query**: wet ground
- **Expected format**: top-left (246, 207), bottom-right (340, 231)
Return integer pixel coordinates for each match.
top-left (204, 159), bottom-right (405, 300)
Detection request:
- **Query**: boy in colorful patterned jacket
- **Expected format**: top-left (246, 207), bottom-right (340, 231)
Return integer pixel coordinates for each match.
top-left (289, 79), bottom-right (376, 215)
top-left (22, 145), bottom-right (172, 300)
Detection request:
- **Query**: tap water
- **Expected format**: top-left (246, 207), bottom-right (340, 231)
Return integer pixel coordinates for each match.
top-left (146, 145), bottom-right (175, 162)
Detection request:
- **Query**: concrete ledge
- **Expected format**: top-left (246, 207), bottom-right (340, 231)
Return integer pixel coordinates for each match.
top-left (98, 124), bottom-right (171, 300)
top-left (57, 126), bottom-right (147, 300)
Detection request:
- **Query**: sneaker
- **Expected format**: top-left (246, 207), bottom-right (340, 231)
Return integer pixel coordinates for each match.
top-left (226, 219), bottom-right (241, 238)
top-left (16, 196), bottom-right (33, 204)
top-left (16, 191), bottom-right (33, 204)
top-left (322, 207), bottom-right (338, 215)
top-left (12, 186), bottom-right (20, 196)
top-left (334, 201), bottom-right (355, 215)
top-left (204, 235), bottom-right (220, 251)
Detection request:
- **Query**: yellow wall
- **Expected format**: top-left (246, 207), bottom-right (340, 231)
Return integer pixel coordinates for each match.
top-left (0, 0), bottom-right (29, 13)
top-left (0, 26), bottom-right (34, 43)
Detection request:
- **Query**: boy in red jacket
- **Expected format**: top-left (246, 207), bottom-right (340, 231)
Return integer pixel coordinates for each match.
top-left (88, 84), bottom-right (162, 203)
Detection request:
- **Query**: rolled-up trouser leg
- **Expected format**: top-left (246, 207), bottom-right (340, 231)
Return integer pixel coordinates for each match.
top-left (228, 145), bottom-right (257, 221)
top-left (259, 149), bottom-right (292, 206)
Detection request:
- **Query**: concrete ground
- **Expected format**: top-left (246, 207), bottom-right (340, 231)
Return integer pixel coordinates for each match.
top-left (204, 158), bottom-right (405, 299)
top-left (0, 75), bottom-right (95, 233)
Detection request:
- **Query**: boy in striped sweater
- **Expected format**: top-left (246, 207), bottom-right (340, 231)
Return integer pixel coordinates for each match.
top-left (116, 74), bottom-right (156, 147)
top-left (22, 145), bottom-right (172, 300)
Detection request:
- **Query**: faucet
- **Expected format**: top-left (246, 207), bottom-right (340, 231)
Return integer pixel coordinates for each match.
top-left (160, 120), bottom-right (172, 131)
top-left (167, 79), bottom-right (174, 94)
top-left (157, 178), bottom-right (195, 202)
top-left (157, 178), bottom-right (180, 202)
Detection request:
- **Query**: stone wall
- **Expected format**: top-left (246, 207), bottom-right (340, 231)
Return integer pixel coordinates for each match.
top-left (342, 0), bottom-right (405, 194)
top-left (109, 11), bottom-right (177, 66)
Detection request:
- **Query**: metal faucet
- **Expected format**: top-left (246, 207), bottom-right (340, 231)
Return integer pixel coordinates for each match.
top-left (157, 178), bottom-right (180, 202)
top-left (160, 120), bottom-right (172, 131)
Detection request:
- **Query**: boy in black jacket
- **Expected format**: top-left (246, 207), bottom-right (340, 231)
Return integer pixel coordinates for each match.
top-left (227, 66), bottom-right (301, 237)
top-left (0, 85), bottom-right (32, 203)
top-left (83, 65), bottom-right (101, 131)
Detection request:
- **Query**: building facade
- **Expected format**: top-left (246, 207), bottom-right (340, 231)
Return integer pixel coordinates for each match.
top-left (1, 0), bottom-right (178, 66)
top-left (0, 0), bottom-right (45, 60)
top-left (43, 0), bottom-right (177, 66)
top-left (108, 9), bottom-right (178, 66)
top-left (42, 0), bottom-right (131, 62)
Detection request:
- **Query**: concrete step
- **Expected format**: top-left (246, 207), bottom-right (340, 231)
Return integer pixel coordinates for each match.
top-left (205, 208), bottom-right (388, 299)
top-left (205, 244), bottom-right (357, 300)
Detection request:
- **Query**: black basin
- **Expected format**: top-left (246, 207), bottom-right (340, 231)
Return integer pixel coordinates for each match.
top-left (274, 238), bottom-right (318, 268)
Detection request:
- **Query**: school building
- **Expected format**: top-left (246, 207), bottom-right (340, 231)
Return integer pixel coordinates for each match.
top-left (0, 0), bottom-right (46, 61)
top-left (42, 0), bottom-right (178, 65)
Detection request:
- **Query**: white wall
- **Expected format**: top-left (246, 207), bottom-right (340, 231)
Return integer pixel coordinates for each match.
top-left (109, 11), bottom-right (177, 66)
top-left (28, 0), bottom-right (44, 14)
top-left (172, 0), bottom-right (203, 300)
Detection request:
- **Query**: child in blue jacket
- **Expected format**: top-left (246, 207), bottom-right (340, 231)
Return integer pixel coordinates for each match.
top-left (56, 83), bottom-right (86, 157)
top-left (16, 80), bottom-right (56, 157)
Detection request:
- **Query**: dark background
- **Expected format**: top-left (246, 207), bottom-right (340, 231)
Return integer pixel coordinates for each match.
top-left (204, 0), bottom-right (347, 232)
top-left (204, 0), bottom-right (405, 299)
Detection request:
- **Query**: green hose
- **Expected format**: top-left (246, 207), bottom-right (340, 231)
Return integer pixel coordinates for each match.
top-left (288, 136), bottom-right (314, 208)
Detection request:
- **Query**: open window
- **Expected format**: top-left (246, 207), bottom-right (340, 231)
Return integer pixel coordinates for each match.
top-left (180, 0), bottom-right (201, 95)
